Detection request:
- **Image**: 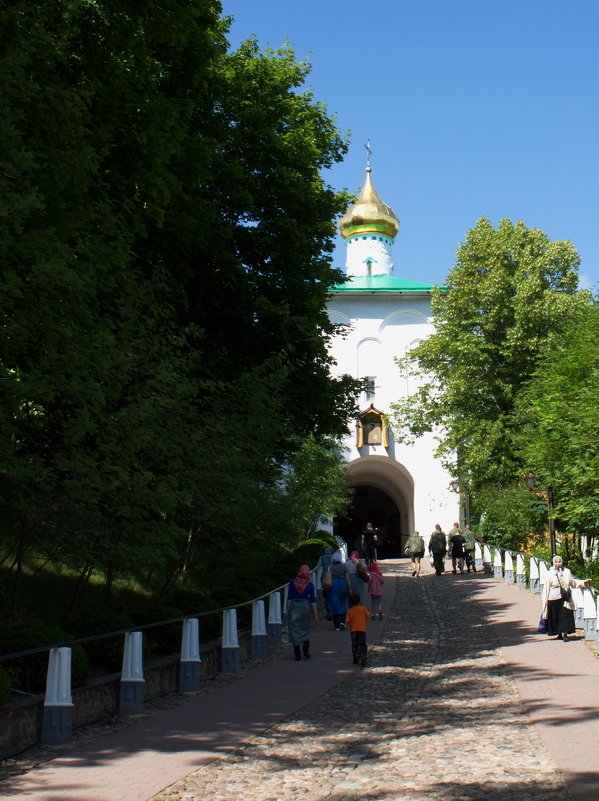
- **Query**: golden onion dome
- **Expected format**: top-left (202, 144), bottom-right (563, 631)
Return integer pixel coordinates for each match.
top-left (338, 167), bottom-right (400, 239)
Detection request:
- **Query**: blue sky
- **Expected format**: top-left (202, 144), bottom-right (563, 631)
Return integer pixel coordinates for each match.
top-left (222, 0), bottom-right (599, 290)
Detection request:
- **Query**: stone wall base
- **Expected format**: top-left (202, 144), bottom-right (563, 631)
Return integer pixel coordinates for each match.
top-left (0, 629), bottom-right (255, 759)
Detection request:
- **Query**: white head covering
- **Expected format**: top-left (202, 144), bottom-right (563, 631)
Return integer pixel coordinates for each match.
top-left (552, 555), bottom-right (564, 573)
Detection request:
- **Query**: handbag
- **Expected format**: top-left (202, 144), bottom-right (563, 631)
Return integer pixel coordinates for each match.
top-left (322, 569), bottom-right (332, 591)
top-left (538, 615), bottom-right (548, 634)
top-left (557, 576), bottom-right (572, 603)
top-left (357, 562), bottom-right (369, 582)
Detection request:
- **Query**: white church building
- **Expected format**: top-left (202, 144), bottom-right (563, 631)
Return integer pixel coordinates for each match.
top-left (327, 165), bottom-right (459, 556)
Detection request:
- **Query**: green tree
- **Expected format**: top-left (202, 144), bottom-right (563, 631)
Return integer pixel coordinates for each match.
top-left (391, 218), bottom-right (590, 526)
top-left (476, 484), bottom-right (548, 552)
top-left (280, 435), bottom-right (350, 540)
top-left (0, 0), bottom-right (360, 611)
top-left (516, 300), bottom-right (599, 543)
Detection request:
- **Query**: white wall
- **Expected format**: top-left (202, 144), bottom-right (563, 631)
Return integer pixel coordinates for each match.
top-left (328, 292), bottom-right (459, 540)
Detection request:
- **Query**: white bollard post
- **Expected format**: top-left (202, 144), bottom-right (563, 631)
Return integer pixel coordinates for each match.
top-left (504, 551), bottom-right (514, 584)
top-left (483, 544), bottom-right (492, 574)
top-left (572, 586), bottom-right (585, 628)
top-left (267, 591), bottom-right (282, 646)
top-left (474, 541), bottom-right (483, 572)
top-left (312, 568), bottom-right (321, 592)
top-left (529, 557), bottom-right (539, 593)
top-left (251, 600), bottom-right (268, 659)
top-left (516, 554), bottom-right (526, 588)
top-left (221, 608), bottom-right (240, 672)
top-left (41, 647), bottom-right (74, 745)
top-left (539, 561), bottom-right (549, 596)
top-left (179, 618), bottom-right (201, 691)
top-left (582, 588), bottom-right (597, 640)
top-left (493, 549), bottom-right (503, 579)
top-left (120, 631), bottom-right (145, 712)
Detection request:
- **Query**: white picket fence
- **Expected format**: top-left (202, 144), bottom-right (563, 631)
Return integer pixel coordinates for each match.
top-left (474, 541), bottom-right (599, 643)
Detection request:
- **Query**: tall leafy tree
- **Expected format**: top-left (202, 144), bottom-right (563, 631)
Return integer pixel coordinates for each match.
top-left (516, 300), bottom-right (599, 541)
top-left (0, 0), bottom-right (360, 611)
top-left (391, 218), bottom-right (590, 499)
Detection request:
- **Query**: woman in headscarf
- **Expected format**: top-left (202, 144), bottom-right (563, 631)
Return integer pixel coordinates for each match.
top-left (346, 550), bottom-right (369, 604)
top-left (328, 553), bottom-right (351, 631)
top-left (541, 555), bottom-right (590, 641)
top-left (286, 565), bottom-right (318, 660)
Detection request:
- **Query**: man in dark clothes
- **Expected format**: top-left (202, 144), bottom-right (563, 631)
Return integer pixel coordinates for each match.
top-left (429, 524), bottom-right (447, 576)
top-left (449, 527), bottom-right (467, 574)
top-left (361, 522), bottom-right (378, 564)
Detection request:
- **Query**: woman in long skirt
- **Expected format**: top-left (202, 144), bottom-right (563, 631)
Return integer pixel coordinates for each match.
top-left (328, 553), bottom-right (351, 631)
top-left (541, 555), bottom-right (590, 641)
top-left (286, 565), bottom-right (318, 660)
top-left (346, 550), bottom-right (369, 603)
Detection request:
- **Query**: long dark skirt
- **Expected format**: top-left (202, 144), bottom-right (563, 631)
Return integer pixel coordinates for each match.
top-left (349, 572), bottom-right (365, 603)
top-left (288, 599), bottom-right (311, 645)
top-left (329, 576), bottom-right (348, 616)
top-left (546, 598), bottom-right (576, 636)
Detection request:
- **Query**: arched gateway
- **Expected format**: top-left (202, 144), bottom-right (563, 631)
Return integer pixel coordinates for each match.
top-left (335, 457), bottom-right (414, 558)
top-left (328, 162), bottom-right (459, 546)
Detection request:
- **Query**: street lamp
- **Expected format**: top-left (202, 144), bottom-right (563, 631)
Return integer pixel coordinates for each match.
top-left (523, 472), bottom-right (556, 556)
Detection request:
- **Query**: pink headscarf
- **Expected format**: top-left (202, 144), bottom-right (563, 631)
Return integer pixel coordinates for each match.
top-left (350, 551), bottom-right (360, 563)
top-left (369, 561), bottom-right (383, 577)
top-left (292, 564), bottom-right (311, 593)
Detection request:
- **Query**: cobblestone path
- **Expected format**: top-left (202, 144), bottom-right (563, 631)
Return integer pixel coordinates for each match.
top-left (151, 562), bottom-right (572, 801)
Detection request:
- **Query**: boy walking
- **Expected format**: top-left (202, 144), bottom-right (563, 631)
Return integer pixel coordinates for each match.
top-left (346, 593), bottom-right (370, 666)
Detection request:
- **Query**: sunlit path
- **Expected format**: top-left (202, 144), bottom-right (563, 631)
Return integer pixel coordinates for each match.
top-left (2, 561), bottom-right (599, 801)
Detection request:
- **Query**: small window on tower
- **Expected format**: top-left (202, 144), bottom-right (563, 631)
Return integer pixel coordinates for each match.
top-left (364, 377), bottom-right (376, 401)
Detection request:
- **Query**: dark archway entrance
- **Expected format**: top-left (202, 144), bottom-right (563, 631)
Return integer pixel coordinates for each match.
top-left (335, 485), bottom-right (403, 559)
top-left (334, 455), bottom-right (415, 560)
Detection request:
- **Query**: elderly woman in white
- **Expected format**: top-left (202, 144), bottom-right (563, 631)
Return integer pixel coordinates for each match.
top-left (541, 555), bottom-right (590, 641)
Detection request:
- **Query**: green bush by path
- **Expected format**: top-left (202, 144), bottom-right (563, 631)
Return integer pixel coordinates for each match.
top-left (69, 611), bottom-right (135, 671)
top-left (0, 620), bottom-right (88, 693)
top-left (0, 667), bottom-right (11, 705)
top-left (0, 534), bottom-right (336, 688)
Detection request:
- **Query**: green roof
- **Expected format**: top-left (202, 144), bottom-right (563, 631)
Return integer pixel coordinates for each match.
top-left (329, 275), bottom-right (439, 293)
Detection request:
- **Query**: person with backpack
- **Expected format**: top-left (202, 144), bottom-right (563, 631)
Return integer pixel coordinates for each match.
top-left (463, 525), bottom-right (477, 573)
top-left (449, 526), bottom-right (467, 574)
top-left (429, 524), bottom-right (447, 576)
top-left (404, 531), bottom-right (426, 577)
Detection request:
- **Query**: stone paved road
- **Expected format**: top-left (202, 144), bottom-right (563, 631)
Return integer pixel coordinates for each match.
top-left (151, 562), bottom-right (573, 801)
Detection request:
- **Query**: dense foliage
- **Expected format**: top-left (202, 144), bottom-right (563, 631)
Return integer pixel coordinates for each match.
top-left (0, 0), bottom-right (359, 617)
top-left (516, 300), bottom-right (599, 547)
top-left (391, 217), bottom-right (590, 549)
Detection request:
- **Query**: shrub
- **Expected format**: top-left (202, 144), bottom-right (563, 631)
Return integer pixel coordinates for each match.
top-left (163, 587), bottom-right (218, 616)
top-left (0, 666), bottom-right (11, 706)
top-left (130, 603), bottom-right (183, 657)
top-left (70, 611), bottom-right (134, 671)
top-left (0, 620), bottom-right (88, 693)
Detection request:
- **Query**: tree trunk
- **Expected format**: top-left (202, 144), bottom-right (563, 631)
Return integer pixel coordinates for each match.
top-left (102, 560), bottom-right (115, 601)
top-left (68, 563), bottom-right (94, 619)
top-left (8, 514), bottom-right (30, 616)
